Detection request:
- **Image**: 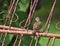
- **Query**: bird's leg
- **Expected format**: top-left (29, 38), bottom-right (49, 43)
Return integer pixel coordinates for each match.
top-left (32, 30), bottom-right (37, 36)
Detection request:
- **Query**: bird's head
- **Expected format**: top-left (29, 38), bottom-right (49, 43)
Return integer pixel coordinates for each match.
top-left (35, 17), bottom-right (40, 22)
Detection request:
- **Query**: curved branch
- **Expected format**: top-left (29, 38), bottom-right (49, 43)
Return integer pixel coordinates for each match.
top-left (56, 22), bottom-right (60, 30)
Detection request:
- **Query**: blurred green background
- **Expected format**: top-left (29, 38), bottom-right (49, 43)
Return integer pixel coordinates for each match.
top-left (0, 0), bottom-right (60, 46)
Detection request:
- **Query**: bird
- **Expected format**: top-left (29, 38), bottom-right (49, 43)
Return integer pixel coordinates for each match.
top-left (33, 17), bottom-right (42, 46)
top-left (30, 17), bottom-right (42, 46)
top-left (32, 17), bottom-right (42, 34)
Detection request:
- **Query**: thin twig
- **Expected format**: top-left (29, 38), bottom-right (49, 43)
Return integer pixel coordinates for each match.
top-left (56, 22), bottom-right (60, 30)
top-left (18, 0), bottom-right (38, 45)
top-left (13, 35), bottom-right (19, 46)
top-left (29, 36), bottom-right (34, 46)
top-left (43, 0), bottom-right (56, 46)
top-left (43, 0), bottom-right (56, 32)
top-left (12, 13), bottom-right (19, 22)
top-left (51, 37), bottom-right (55, 46)
top-left (29, 0), bottom-right (39, 46)
top-left (18, 34), bottom-right (23, 46)
top-left (46, 37), bottom-right (51, 46)
top-left (13, 19), bottom-right (25, 46)
top-left (2, 0), bottom-right (17, 46)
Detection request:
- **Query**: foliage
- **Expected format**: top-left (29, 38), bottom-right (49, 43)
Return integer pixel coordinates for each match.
top-left (0, 0), bottom-right (60, 46)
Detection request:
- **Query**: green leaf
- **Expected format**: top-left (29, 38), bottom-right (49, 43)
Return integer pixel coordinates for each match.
top-left (5, 34), bottom-right (14, 46)
top-left (18, 0), bottom-right (30, 12)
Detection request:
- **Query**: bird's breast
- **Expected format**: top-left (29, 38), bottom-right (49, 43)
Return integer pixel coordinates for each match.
top-left (33, 22), bottom-right (42, 30)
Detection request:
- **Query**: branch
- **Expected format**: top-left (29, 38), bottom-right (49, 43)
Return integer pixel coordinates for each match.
top-left (0, 25), bottom-right (22, 31)
top-left (0, 25), bottom-right (60, 38)
top-left (0, 28), bottom-right (60, 38)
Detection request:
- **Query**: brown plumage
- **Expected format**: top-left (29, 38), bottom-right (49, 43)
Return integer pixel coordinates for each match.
top-left (30, 17), bottom-right (42, 46)
top-left (32, 17), bottom-right (42, 34)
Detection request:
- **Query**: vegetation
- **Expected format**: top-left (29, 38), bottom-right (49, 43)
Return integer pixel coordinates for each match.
top-left (0, 0), bottom-right (60, 46)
